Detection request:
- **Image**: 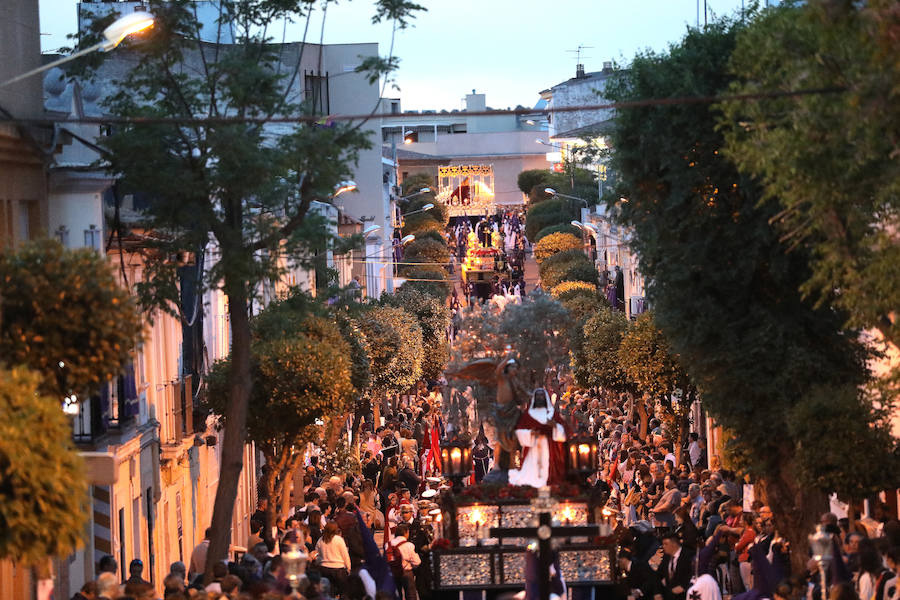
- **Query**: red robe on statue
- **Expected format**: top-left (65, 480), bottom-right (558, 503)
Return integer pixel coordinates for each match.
top-left (512, 410), bottom-right (570, 486)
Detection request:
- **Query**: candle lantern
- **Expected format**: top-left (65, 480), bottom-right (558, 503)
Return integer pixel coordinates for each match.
top-left (440, 436), bottom-right (472, 491)
top-left (565, 431), bottom-right (599, 483)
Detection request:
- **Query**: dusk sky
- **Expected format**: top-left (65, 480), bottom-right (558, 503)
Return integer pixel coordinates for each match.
top-left (39, 0), bottom-right (752, 111)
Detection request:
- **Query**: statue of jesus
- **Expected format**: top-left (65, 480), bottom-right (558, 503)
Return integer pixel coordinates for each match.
top-left (508, 388), bottom-right (569, 488)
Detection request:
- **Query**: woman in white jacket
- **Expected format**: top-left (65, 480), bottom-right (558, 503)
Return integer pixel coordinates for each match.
top-left (316, 521), bottom-right (351, 597)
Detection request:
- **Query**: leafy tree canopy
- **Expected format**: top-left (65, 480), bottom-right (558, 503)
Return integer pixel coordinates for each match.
top-left (572, 307), bottom-right (630, 392)
top-left (539, 249), bottom-right (597, 290)
top-left (720, 0), bottom-right (900, 353)
top-left (525, 198), bottom-right (576, 242)
top-left (604, 16), bottom-right (897, 561)
top-left (534, 223), bottom-right (582, 243)
top-left (382, 286), bottom-right (450, 382)
top-left (357, 305), bottom-right (423, 394)
top-left (517, 169), bottom-right (550, 195)
top-left (0, 366), bottom-right (88, 564)
top-left (403, 238), bottom-right (450, 267)
top-left (534, 232), bottom-right (583, 263)
top-left (0, 239), bottom-right (142, 400)
top-left (499, 292), bottom-right (571, 383)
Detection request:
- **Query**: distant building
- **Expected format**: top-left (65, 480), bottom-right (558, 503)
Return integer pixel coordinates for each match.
top-left (33, 4), bottom-right (396, 596)
top-left (0, 0), bottom-right (48, 248)
top-left (540, 63), bottom-right (646, 319)
top-left (382, 92), bottom-right (551, 213)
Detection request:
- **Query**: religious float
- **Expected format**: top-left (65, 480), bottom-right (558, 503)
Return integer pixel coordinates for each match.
top-left (431, 359), bottom-right (620, 599)
top-left (436, 164), bottom-right (496, 217)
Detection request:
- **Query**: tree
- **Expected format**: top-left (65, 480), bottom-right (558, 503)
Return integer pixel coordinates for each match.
top-left (538, 249), bottom-right (597, 290)
top-left (398, 264), bottom-right (451, 300)
top-left (517, 169), bottom-right (550, 195)
top-left (75, 0), bottom-right (425, 573)
top-left (534, 223), bottom-right (582, 243)
top-left (618, 312), bottom-right (695, 455)
top-left (0, 366), bottom-right (88, 564)
top-left (572, 307), bottom-right (630, 393)
top-left (206, 298), bottom-right (354, 533)
top-left (524, 198), bottom-right (576, 242)
top-left (382, 286), bottom-right (450, 382)
top-left (720, 0), bottom-right (900, 353)
top-left (499, 292), bottom-right (571, 388)
top-left (357, 305), bottom-right (423, 397)
top-left (552, 282), bottom-right (606, 323)
top-left (0, 239), bottom-right (141, 401)
top-left (534, 232), bottom-right (583, 263)
top-left (604, 17), bottom-right (897, 570)
top-left (403, 238), bottom-right (450, 267)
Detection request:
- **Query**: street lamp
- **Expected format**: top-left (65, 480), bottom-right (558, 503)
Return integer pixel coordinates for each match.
top-left (362, 224), bottom-right (381, 236)
top-left (401, 203), bottom-right (434, 218)
top-left (546, 187), bottom-right (588, 208)
top-left (398, 187), bottom-right (431, 201)
top-left (332, 180), bottom-right (358, 198)
top-left (400, 234), bottom-right (415, 245)
top-left (1, 12), bottom-right (155, 88)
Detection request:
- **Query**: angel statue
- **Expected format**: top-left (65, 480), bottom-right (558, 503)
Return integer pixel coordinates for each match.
top-left (449, 354), bottom-right (530, 483)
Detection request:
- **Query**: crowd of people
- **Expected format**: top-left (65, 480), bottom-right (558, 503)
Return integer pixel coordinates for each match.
top-left (551, 388), bottom-right (900, 600)
top-left (447, 211), bottom-right (529, 307)
top-left (70, 208), bottom-right (899, 600)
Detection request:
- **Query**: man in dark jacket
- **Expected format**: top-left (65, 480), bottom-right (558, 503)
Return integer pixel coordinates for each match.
top-left (618, 548), bottom-right (661, 600)
top-left (657, 533), bottom-right (692, 600)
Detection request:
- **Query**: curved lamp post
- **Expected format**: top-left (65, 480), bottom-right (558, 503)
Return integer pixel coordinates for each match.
top-left (1, 12), bottom-right (155, 88)
top-left (332, 180), bottom-right (358, 198)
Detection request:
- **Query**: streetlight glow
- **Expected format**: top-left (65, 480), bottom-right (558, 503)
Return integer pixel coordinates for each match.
top-left (0, 12), bottom-right (155, 89)
top-left (400, 234), bottom-right (415, 245)
top-left (332, 180), bottom-right (358, 198)
top-left (102, 12), bottom-right (155, 50)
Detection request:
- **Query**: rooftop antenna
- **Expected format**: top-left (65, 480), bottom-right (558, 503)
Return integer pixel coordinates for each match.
top-left (567, 44), bottom-right (594, 78)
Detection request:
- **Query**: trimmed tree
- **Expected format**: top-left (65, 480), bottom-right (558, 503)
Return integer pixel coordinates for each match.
top-left (0, 239), bottom-right (142, 401)
top-left (534, 232), bottom-right (583, 264)
top-left (534, 223), bottom-right (582, 243)
top-left (358, 305), bottom-right (423, 398)
top-left (618, 312), bottom-right (695, 456)
top-left (539, 249), bottom-right (597, 290)
top-left (383, 286), bottom-right (450, 382)
top-left (206, 301), bottom-right (355, 534)
top-left (524, 198), bottom-right (575, 242)
top-left (0, 367), bottom-right (88, 565)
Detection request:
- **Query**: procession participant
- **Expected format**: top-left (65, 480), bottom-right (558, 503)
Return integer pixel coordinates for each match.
top-left (508, 388), bottom-right (569, 487)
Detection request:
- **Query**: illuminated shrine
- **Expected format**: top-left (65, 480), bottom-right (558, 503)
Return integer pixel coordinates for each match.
top-left (436, 164), bottom-right (496, 216)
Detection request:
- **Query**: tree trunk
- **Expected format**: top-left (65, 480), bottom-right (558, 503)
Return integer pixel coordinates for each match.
top-left (204, 282), bottom-right (253, 582)
top-left (755, 452), bottom-right (828, 576)
top-left (280, 453), bottom-right (303, 518)
top-left (636, 397), bottom-right (649, 441)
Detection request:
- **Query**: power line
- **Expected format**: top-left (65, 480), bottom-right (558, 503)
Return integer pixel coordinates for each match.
top-left (1, 86), bottom-right (846, 126)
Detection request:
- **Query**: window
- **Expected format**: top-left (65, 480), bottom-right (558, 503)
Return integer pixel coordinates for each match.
top-left (84, 225), bottom-right (101, 250)
top-left (304, 70), bottom-right (330, 115)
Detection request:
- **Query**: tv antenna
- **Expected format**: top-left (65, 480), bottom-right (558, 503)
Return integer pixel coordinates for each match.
top-left (566, 44), bottom-right (594, 66)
